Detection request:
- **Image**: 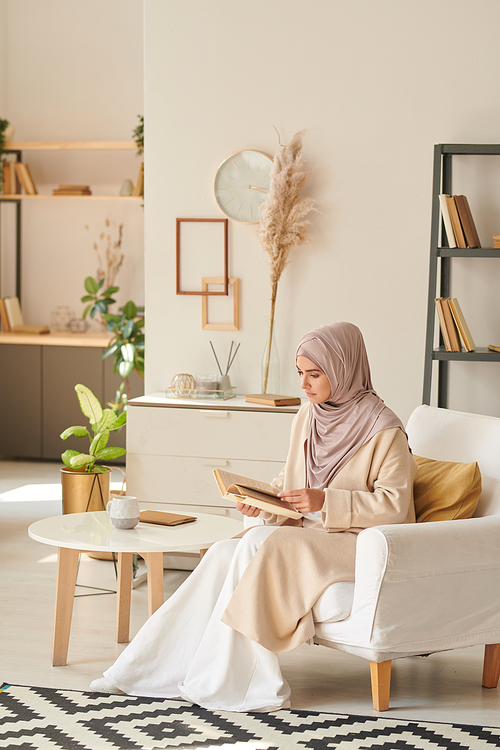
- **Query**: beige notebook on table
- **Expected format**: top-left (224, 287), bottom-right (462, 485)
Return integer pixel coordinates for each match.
top-left (140, 510), bottom-right (197, 526)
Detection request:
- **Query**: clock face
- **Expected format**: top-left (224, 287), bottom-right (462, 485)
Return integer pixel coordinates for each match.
top-left (214, 150), bottom-right (273, 223)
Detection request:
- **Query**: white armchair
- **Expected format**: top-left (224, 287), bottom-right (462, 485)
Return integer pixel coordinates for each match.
top-left (313, 405), bottom-right (500, 711)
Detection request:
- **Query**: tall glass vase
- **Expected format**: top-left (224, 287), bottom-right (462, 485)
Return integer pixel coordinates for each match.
top-left (261, 319), bottom-right (280, 394)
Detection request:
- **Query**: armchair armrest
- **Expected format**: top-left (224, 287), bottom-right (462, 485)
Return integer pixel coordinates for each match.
top-left (352, 516), bottom-right (500, 654)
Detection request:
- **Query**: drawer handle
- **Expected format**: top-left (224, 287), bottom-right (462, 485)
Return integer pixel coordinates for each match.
top-left (199, 410), bottom-right (229, 419)
top-left (203, 459), bottom-right (229, 467)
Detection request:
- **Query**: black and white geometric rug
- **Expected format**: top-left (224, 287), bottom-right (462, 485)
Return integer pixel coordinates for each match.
top-left (1, 682), bottom-right (500, 750)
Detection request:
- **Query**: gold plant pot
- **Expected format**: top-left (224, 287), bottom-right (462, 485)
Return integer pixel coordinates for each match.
top-left (61, 467), bottom-right (111, 514)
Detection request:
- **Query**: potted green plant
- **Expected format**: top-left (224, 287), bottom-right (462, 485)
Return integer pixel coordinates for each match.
top-left (81, 276), bottom-right (145, 414)
top-left (60, 383), bottom-right (126, 513)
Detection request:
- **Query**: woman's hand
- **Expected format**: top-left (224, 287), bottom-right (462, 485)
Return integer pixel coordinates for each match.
top-left (236, 502), bottom-right (261, 518)
top-left (278, 488), bottom-right (325, 513)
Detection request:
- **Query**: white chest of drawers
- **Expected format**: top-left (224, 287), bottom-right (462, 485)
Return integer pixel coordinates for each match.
top-left (126, 394), bottom-right (302, 518)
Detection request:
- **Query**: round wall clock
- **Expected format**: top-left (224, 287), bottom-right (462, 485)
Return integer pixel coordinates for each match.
top-left (214, 150), bottom-right (274, 223)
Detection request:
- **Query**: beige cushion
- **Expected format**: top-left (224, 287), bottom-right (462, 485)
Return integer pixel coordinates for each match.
top-left (413, 455), bottom-right (482, 523)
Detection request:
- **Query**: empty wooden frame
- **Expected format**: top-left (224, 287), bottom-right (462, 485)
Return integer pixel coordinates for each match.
top-left (176, 218), bottom-right (229, 295)
top-left (201, 277), bottom-right (240, 330)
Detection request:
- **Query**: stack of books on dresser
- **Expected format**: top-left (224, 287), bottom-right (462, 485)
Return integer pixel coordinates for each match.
top-left (52, 184), bottom-right (92, 196)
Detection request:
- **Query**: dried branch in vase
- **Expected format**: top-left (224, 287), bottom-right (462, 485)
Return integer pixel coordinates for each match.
top-left (85, 217), bottom-right (124, 290)
top-left (256, 131), bottom-right (316, 392)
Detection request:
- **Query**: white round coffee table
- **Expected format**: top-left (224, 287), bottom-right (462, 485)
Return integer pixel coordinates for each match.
top-left (28, 510), bottom-right (243, 666)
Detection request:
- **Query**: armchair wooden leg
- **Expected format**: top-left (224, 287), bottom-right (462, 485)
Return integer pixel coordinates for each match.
top-left (370, 660), bottom-right (391, 711)
top-left (483, 644), bottom-right (500, 688)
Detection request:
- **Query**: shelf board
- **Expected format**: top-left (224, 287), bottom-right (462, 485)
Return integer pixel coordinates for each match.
top-left (437, 247), bottom-right (500, 258)
top-left (440, 144), bottom-right (500, 156)
top-left (4, 141), bottom-right (137, 151)
top-left (432, 346), bottom-right (500, 362)
top-left (0, 195), bottom-right (142, 201)
top-left (0, 330), bottom-right (113, 347)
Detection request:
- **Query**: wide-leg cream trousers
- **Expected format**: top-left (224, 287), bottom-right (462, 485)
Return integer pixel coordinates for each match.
top-left (104, 525), bottom-right (291, 712)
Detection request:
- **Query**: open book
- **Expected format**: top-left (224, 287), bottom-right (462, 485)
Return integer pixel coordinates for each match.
top-left (213, 469), bottom-right (302, 519)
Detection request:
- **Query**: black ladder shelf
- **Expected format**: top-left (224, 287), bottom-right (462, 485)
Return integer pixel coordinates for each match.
top-left (422, 143), bottom-right (500, 407)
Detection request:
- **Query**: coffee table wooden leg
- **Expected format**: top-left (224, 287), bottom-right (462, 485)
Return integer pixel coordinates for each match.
top-left (144, 552), bottom-right (164, 617)
top-left (52, 547), bottom-right (80, 667)
top-left (116, 552), bottom-right (133, 643)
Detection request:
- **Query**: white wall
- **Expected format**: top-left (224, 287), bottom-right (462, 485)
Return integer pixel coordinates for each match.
top-left (1, 0), bottom-right (144, 325)
top-left (144, 0), bottom-right (500, 424)
top-left (0, 3), bottom-right (7, 111)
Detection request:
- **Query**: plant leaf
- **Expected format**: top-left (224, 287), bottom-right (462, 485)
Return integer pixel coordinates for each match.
top-left (60, 425), bottom-right (90, 440)
top-left (84, 277), bottom-right (99, 294)
top-left (61, 449), bottom-right (80, 467)
top-left (123, 319), bottom-right (136, 339)
top-left (92, 465), bottom-right (110, 474)
top-left (121, 343), bottom-right (135, 362)
top-left (123, 301), bottom-right (137, 319)
top-left (102, 342), bottom-right (120, 360)
top-left (99, 409), bottom-right (118, 431)
top-left (118, 360), bottom-right (134, 378)
top-left (90, 429), bottom-right (110, 456)
top-left (69, 453), bottom-right (94, 469)
top-left (111, 410), bottom-right (127, 429)
top-left (75, 384), bottom-right (103, 424)
top-left (96, 446), bottom-right (126, 460)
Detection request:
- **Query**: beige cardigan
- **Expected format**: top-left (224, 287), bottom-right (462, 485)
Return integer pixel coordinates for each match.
top-left (222, 403), bottom-right (417, 652)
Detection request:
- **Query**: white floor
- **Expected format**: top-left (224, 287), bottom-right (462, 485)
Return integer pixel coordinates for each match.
top-left (1, 458), bottom-right (499, 728)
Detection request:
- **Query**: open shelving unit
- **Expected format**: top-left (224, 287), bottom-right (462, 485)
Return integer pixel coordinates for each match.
top-left (0, 140), bottom-right (143, 297)
top-left (422, 144), bottom-right (500, 407)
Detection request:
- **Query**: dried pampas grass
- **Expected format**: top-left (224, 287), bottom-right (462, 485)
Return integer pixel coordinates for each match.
top-left (257, 130), bottom-right (316, 392)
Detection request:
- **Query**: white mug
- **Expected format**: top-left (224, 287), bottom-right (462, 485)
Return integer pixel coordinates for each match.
top-left (107, 495), bottom-right (140, 529)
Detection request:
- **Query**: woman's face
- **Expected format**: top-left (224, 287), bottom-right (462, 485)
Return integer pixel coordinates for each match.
top-left (296, 356), bottom-right (331, 404)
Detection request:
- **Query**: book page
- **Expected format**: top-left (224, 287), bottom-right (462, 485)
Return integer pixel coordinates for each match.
top-left (215, 469), bottom-right (279, 497)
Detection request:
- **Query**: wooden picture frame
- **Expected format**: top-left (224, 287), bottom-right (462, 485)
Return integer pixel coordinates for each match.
top-left (176, 218), bottom-right (229, 295)
top-left (201, 277), bottom-right (240, 330)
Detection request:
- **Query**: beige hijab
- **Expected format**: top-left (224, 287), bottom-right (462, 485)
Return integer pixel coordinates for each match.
top-left (296, 322), bottom-right (405, 490)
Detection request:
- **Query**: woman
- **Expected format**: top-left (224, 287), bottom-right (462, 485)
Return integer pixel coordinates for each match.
top-left (90, 321), bottom-right (416, 711)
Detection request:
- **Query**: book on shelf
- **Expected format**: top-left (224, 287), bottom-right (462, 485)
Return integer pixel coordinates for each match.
top-left (445, 195), bottom-right (467, 248)
top-left (0, 296), bottom-right (50, 334)
top-left (245, 393), bottom-right (301, 406)
top-left (2, 161), bottom-right (11, 195)
top-left (213, 469), bottom-right (302, 520)
top-left (439, 194), bottom-right (481, 249)
top-left (448, 297), bottom-right (475, 351)
top-left (11, 324), bottom-right (50, 334)
top-left (0, 298), bottom-right (10, 331)
top-left (439, 194), bottom-right (457, 248)
top-left (1, 161), bottom-right (21, 195)
top-left (454, 195), bottom-right (481, 248)
top-left (53, 185), bottom-right (92, 195)
top-left (133, 162), bottom-right (144, 197)
top-left (435, 297), bottom-right (460, 351)
top-left (3, 296), bottom-right (24, 329)
top-left (15, 162), bottom-right (37, 195)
